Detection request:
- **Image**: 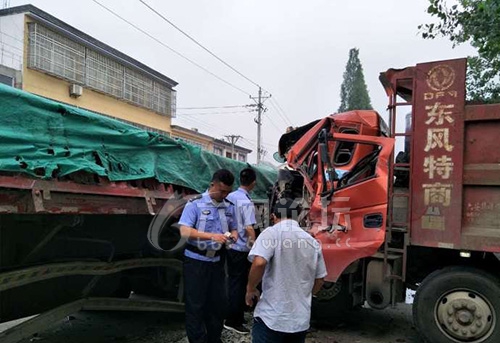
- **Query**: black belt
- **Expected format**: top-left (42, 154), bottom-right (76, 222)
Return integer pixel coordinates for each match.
top-left (185, 244), bottom-right (224, 257)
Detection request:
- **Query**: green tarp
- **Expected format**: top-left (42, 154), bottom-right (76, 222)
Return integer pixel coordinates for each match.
top-left (0, 83), bottom-right (276, 199)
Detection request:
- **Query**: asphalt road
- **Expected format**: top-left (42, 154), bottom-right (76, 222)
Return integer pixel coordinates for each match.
top-left (3, 304), bottom-right (421, 343)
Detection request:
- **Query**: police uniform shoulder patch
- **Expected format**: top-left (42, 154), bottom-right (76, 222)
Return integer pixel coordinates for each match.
top-left (188, 194), bottom-right (203, 202)
top-left (224, 198), bottom-right (235, 206)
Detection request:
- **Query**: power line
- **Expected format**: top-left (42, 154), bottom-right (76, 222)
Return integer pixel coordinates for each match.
top-left (138, 0), bottom-right (260, 89)
top-left (269, 97), bottom-right (293, 126)
top-left (241, 137), bottom-right (277, 151)
top-left (264, 112), bottom-right (284, 134)
top-left (175, 116), bottom-right (228, 136)
top-left (176, 117), bottom-right (269, 150)
top-left (91, 0), bottom-right (252, 97)
top-left (177, 105), bottom-right (254, 110)
top-left (177, 110), bottom-right (255, 116)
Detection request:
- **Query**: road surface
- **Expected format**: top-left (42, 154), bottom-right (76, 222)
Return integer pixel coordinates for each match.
top-left (1, 304), bottom-right (421, 343)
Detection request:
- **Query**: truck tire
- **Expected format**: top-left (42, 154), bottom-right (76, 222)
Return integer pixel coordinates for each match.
top-left (311, 276), bottom-right (353, 323)
top-left (413, 266), bottom-right (500, 343)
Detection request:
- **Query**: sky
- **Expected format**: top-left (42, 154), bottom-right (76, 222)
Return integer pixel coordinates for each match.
top-left (5, 0), bottom-right (475, 164)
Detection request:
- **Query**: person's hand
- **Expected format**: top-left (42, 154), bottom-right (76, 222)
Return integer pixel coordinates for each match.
top-left (245, 288), bottom-right (260, 307)
top-left (230, 231), bottom-right (238, 243)
top-left (246, 239), bottom-right (255, 249)
top-left (210, 234), bottom-right (228, 244)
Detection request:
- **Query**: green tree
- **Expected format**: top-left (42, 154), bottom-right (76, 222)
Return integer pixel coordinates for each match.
top-left (419, 0), bottom-right (500, 103)
top-left (338, 48), bottom-right (373, 112)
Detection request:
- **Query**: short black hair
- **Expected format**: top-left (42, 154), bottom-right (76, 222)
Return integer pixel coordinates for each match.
top-left (272, 198), bottom-right (301, 220)
top-left (212, 169), bottom-right (235, 186)
top-left (240, 168), bottom-right (256, 186)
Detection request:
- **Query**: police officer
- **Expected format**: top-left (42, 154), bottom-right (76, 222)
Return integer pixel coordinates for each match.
top-left (224, 167), bottom-right (257, 334)
top-left (179, 169), bottom-right (238, 343)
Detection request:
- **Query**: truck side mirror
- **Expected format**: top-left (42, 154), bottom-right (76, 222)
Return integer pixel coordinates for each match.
top-left (273, 151), bottom-right (285, 163)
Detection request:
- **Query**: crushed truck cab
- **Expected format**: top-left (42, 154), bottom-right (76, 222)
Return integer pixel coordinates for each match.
top-left (274, 58), bottom-right (500, 343)
top-left (275, 112), bottom-right (394, 282)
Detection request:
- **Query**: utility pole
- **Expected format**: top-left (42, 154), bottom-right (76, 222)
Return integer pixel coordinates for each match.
top-left (225, 134), bottom-right (242, 160)
top-left (250, 87), bottom-right (271, 164)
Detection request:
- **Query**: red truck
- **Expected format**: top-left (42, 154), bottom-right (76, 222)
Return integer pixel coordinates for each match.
top-left (274, 58), bottom-right (500, 343)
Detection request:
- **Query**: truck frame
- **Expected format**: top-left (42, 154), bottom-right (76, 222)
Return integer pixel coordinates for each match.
top-left (0, 83), bottom-right (274, 343)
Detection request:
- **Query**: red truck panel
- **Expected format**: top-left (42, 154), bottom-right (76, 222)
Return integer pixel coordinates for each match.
top-left (411, 59), bottom-right (467, 249)
top-left (410, 59), bottom-right (500, 253)
top-left (462, 104), bottom-right (500, 252)
top-left (0, 175), bottom-right (177, 215)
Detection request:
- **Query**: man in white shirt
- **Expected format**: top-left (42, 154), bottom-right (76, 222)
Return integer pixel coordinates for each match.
top-left (245, 198), bottom-right (327, 342)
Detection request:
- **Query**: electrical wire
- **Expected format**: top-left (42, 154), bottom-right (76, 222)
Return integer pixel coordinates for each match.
top-left (177, 110), bottom-right (255, 116)
top-left (264, 112), bottom-right (284, 134)
top-left (269, 97), bottom-right (293, 126)
top-left (241, 137), bottom-right (277, 151)
top-left (176, 116), bottom-right (268, 151)
top-left (91, 0), bottom-right (252, 97)
top-left (177, 105), bottom-right (254, 110)
top-left (138, 0), bottom-right (261, 89)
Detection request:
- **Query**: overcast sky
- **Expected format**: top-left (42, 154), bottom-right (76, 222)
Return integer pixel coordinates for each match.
top-left (8, 0), bottom-right (475, 164)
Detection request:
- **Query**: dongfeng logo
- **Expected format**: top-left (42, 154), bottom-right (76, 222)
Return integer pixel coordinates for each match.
top-left (426, 64), bottom-right (455, 91)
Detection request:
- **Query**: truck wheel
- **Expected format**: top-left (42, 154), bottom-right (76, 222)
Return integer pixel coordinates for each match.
top-left (311, 276), bottom-right (353, 322)
top-left (413, 266), bottom-right (500, 343)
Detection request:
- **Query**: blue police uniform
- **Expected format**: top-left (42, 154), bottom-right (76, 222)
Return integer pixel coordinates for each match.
top-left (180, 191), bottom-right (237, 262)
top-left (179, 191), bottom-right (237, 343)
top-left (225, 187), bottom-right (257, 328)
top-left (227, 187), bottom-right (256, 252)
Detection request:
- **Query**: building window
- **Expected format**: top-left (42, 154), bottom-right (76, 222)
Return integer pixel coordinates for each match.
top-left (28, 23), bottom-right (85, 84)
top-left (238, 154), bottom-right (246, 162)
top-left (124, 67), bottom-right (153, 109)
top-left (86, 49), bottom-right (123, 98)
top-left (0, 74), bottom-right (13, 86)
top-left (27, 22), bottom-right (176, 117)
top-left (226, 151), bottom-right (233, 159)
top-left (213, 147), bottom-right (223, 156)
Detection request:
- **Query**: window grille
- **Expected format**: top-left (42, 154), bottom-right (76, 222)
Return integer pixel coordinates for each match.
top-left (86, 49), bottom-right (123, 98)
top-left (170, 89), bottom-right (177, 118)
top-left (124, 67), bottom-right (153, 109)
top-left (28, 23), bottom-right (85, 84)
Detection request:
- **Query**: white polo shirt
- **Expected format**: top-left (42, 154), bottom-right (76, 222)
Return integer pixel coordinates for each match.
top-left (248, 219), bottom-right (327, 333)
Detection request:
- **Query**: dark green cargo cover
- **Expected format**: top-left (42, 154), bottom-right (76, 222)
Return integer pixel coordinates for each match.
top-left (0, 84), bottom-right (276, 199)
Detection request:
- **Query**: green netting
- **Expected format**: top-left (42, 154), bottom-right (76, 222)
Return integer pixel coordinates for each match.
top-left (0, 84), bottom-right (276, 199)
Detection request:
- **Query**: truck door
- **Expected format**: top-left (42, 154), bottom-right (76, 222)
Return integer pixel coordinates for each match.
top-left (311, 133), bottom-right (394, 282)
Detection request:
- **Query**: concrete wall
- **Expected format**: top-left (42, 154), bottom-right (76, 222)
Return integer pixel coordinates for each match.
top-left (22, 68), bottom-right (172, 133)
top-left (0, 13), bottom-right (25, 78)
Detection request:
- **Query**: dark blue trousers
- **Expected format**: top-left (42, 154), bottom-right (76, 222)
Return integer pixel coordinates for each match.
top-left (252, 317), bottom-right (307, 343)
top-left (184, 256), bottom-right (227, 343)
top-left (225, 249), bottom-right (251, 326)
